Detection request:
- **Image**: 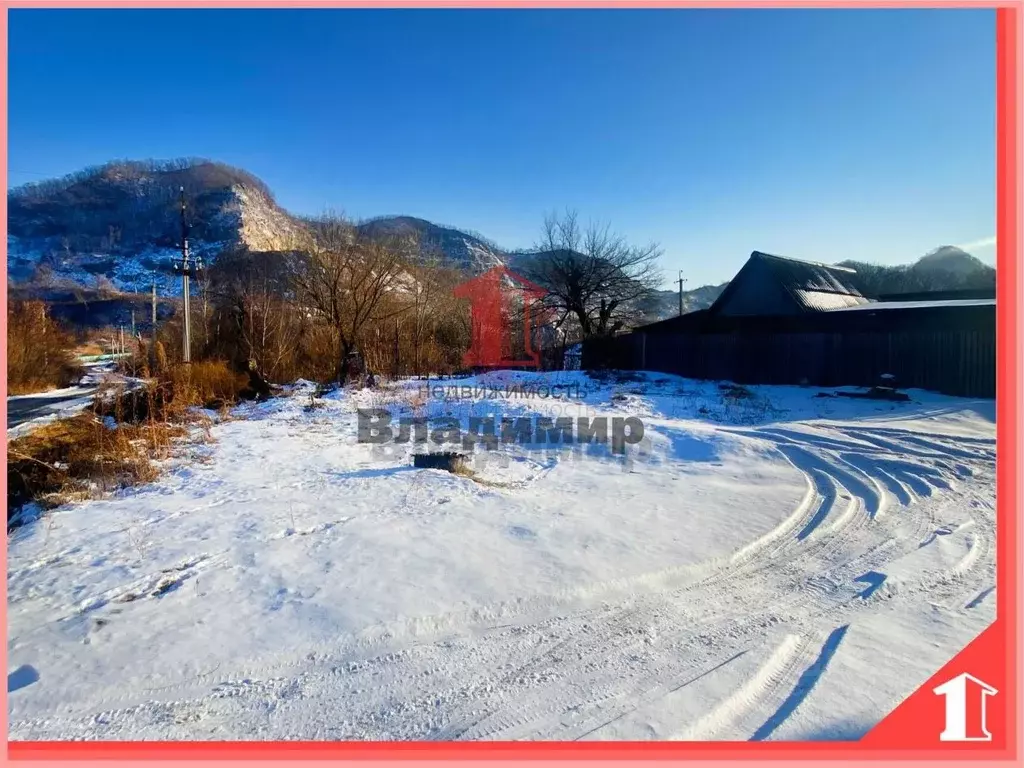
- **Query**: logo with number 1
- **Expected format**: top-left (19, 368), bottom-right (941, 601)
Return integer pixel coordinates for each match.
top-left (933, 672), bottom-right (998, 742)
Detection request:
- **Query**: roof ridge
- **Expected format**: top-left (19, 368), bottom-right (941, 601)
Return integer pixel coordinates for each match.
top-left (751, 250), bottom-right (858, 274)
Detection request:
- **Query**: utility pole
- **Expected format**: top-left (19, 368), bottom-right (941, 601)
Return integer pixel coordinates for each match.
top-left (180, 188), bottom-right (191, 364)
top-left (394, 317), bottom-right (401, 379)
top-left (151, 276), bottom-right (158, 327)
top-left (173, 187), bottom-right (203, 364)
top-left (131, 309), bottom-right (136, 339)
top-left (678, 271), bottom-right (687, 317)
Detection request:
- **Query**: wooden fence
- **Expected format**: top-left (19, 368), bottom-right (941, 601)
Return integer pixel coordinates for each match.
top-left (583, 328), bottom-right (996, 398)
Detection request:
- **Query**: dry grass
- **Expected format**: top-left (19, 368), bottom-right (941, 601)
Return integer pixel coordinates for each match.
top-left (164, 360), bottom-right (250, 410)
top-left (7, 299), bottom-right (83, 395)
top-left (7, 360), bottom-right (249, 526)
top-left (718, 382), bottom-right (755, 401)
top-left (90, 360), bottom-right (250, 424)
top-left (7, 414), bottom-right (184, 518)
top-left (75, 340), bottom-right (106, 357)
top-left (362, 382), bottom-right (426, 414)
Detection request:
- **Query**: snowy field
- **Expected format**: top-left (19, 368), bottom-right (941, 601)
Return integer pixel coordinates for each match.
top-left (6, 371), bottom-right (996, 741)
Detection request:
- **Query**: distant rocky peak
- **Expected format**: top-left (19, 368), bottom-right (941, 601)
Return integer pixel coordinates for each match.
top-left (913, 246), bottom-right (988, 275)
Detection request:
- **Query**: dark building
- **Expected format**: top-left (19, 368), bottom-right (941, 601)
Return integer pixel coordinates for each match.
top-left (585, 251), bottom-right (995, 398)
top-left (639, 252), bottom-right (993, 337)
top-left (707, 251), bottom-right (870, 316)
top-left (640, 251), bottom-right (871, 336)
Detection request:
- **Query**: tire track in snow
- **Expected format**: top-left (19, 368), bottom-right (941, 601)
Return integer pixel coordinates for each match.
top-left (8, 419), bottom-right (994, 741)
top-left (0, 436), bottom-right (905, 729)
top-left (672, 634), bottom-right (807, 741)
top-left (749, 624), bottom-right (849, 741)
top-left (839, 427), bottom-right (994, 463)
top-left (490, 424), bottom-right (994, 741)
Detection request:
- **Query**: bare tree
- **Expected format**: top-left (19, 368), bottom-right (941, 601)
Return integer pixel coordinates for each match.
top-left (291, 212), bottom-right (413, 382)
top-left (208, 247), bottom-right (301, 380)
top-left (520, 210), bottom-right (662, 339)
top-left (400, 248), bottom-right (465, 375)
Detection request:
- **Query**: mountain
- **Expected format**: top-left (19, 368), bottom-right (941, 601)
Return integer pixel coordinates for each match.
top-left (910, 246), bottom-right (991, 278)
top-left (355, 216), bottom-right (505, 273)
top-left (4, 158), bottom-right (714, 312)
top-left (7, 159), bottom-right (523, 298)
top-left (837, 246), bottom-right (995, 298)
top-left (641, 283), bottom-right (729, 320)
top-left (7, 159), bottom-right (307, 295)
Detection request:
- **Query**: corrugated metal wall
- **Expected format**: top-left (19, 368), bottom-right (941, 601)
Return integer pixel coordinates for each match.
top-left (583, 328), bottom-right (996, 398)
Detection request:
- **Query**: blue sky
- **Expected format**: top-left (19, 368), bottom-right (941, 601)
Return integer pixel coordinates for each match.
top-left (7, 8), bottom-right (995, 287)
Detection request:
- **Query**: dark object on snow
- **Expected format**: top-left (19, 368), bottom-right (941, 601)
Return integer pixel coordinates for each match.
top-left (818, 371), bottom-right (909, 401)
top-left (413, 452), bottom-right (469, 474)
top-left (862, 373), bottom-right (907, 400)
top-left (718, 382), bottom-right (754, 400)
top-left (315, 382), bottom-right (338, 398)
top-left (342, 350), bottom-right (365, 384)
top-left (877, 373), bottom-right (898, 391)
top-left (365, 371), bottom-right (377, 388)
top-left (245, 361), bottom-right (273, 401)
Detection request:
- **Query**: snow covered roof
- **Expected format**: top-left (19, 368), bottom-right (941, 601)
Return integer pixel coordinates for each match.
top-left (792, 289), bottom-right (870, 312)
top-left (827, 298), bottom-right (995, 312)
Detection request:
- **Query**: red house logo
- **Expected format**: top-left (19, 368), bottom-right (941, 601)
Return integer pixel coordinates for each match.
top-left (453, 266), bottom-right (548, 369)
top-left (934, 672), bottom-right (998, 742)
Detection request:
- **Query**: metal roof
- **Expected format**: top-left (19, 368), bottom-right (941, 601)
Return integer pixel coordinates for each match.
top-left (828, 298), bottom-right (995, 312)
top-left (792, 289), bottom-right (870, 311)
top-left (755, 252), bottom-right (868, 305)
top-left (708, 251), bottom-right (871, 316)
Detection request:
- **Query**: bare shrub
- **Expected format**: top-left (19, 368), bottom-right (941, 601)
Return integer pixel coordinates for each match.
top-left (151, 340), bottom-right (168, 376)
top-left (7, 299), bottom-right (82, 394)
top-left (165, 360), bottom-right (249, 409)
top-left (290, 212), bottom-right (414, 383)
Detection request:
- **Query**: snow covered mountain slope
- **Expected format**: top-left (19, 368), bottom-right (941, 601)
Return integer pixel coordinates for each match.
top-left (7, 371), bottom-right (995, 740)
top-left (7, 160), bottom-right (308, 296)
top-left (7, 162), bottom-right (508, 294)
top-left (356, 216), bottom-right (506, 273)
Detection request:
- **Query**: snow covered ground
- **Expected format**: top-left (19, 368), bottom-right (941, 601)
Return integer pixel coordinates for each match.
top-left (6, 235), bottom-right (226, 296)
top-left (6, 371), bottom-right (996, 741)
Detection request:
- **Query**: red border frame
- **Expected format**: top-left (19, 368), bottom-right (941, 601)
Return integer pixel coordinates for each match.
top-left (2, 2), bottom-right (1020, 764)
top-left (995, 1), bottom-right (1022, 757)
